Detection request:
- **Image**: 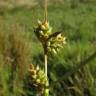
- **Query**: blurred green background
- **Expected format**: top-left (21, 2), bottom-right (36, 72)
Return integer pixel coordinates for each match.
top-left (0, 0), bottom-right (96, 96)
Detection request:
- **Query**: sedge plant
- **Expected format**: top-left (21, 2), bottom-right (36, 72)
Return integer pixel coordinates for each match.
top-left (34, 20), bottom-right (66, 96)
top-left (33, 0), bottom-right (66, 95)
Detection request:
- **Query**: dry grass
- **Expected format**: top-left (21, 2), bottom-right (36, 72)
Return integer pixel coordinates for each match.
top-left (0, 23), bottom-right (32, 95)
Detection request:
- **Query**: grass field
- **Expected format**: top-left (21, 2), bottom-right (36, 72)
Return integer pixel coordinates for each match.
top-left (0, 0), bottom-right (96, 96)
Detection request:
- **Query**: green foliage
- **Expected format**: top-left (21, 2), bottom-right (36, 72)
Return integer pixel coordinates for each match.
top-left (0, 0), bottom-right (96, 96)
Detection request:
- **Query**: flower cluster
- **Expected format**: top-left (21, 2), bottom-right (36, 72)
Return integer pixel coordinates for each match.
top-left (34, 20), bottom-right (66, 54)
top-left (28, 64), bottom-right (49, 96)
top-left (34, 20), bottom-right (52, 43)
top-left (47, 33), bottom-right (66, 54)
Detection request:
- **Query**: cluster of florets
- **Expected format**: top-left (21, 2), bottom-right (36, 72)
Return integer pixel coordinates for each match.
top-left (34, 20), bottom-right (66, 54)
top-left (28, 64), bottom-right (49, 95)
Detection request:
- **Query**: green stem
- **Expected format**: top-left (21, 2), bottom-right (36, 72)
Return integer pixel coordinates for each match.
top-left (44, 0), bottom-right (48, 22)
top-left (44, 54), bottom-right (48, 78)
top-left (44, 53), bottom-right (49, 96)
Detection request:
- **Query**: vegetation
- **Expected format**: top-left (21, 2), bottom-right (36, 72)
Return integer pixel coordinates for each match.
top-left (0, 0), bottom-right (96, 96)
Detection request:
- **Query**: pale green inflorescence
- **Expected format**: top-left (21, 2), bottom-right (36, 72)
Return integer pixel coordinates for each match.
top-left (34, 20), bottom-right (66, 54)
top-left (33, 20), bottom-right (66, 96)
top-left (29, 64), bottom-right (49, 96)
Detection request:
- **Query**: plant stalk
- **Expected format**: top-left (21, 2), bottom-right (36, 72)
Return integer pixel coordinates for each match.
top-left (44, 54), bottom-right (48, 78)
top-left (44, 0), bottom-right (48, 22)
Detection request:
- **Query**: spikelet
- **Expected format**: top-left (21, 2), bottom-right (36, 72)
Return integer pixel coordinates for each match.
top-left (34, 20), bottom-right (66, 54)
top-left (34, 20), bottom-right (52, 43)
top-left (28, 64), bottom-right (49, 95)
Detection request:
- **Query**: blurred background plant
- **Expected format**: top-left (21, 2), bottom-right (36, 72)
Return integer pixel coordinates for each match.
top-left (0, 25), bottom-right (31, 96)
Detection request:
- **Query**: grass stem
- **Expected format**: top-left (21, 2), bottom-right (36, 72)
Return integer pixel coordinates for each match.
top-left (44, 0), bottom-right (48, 22)
top-left (44, 54), bottom-right (48, 78)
